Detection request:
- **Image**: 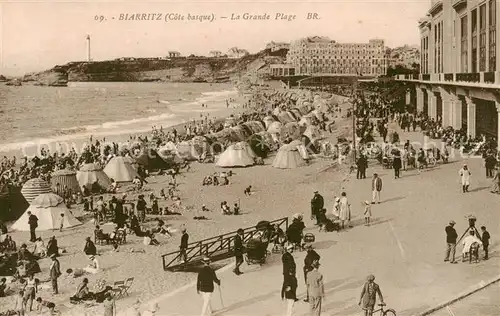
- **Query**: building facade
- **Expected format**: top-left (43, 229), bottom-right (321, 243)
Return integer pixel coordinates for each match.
top-left (285, 36), bottom-right (387, 76)
top-left (396, 0), bottom-right (500, 149)
top-left (265, 41), bottom-right (290, 52)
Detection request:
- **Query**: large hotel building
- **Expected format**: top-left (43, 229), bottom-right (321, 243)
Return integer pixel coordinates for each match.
top-left (396, 0), bottom-right (500, 148)
top-left (270, 36), bottom-right (388, 77)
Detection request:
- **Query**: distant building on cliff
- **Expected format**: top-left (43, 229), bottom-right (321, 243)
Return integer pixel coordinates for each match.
top-left (265, 41), bottom-right (290, 52)
top-left (227, 47), bottom-right (249, 59)
top-left (209, 51), bottom-right (223, 58)
top-left (286, 36), bottom-right (388, 76)
top-left (168, 51), bottom-right (181, 58)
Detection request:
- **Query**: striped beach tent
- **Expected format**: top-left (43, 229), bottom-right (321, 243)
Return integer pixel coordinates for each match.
top-left (21, 178), bottom-right (52, 204)
top-left (50, 169), bottom-right (81, 194)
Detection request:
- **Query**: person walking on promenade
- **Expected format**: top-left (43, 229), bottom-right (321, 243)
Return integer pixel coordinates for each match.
top-left (306, 260), bottom-right (324, 316)
top-left (358, 275), bottom-right (384, 316)
top-left (491, 166), bottom-right (500, 194)
top-left (27, 211), bottom-right (38, 242)
top-left (444, 220), bottom-right (458, 264)
top-left (233, 228), bottom-right (244, 275)
top-left (459, 164), bottom-right (471, 193)
top-left (303, 244), bottom-right (320, 303)
top-left (481, 226), bottom-right (490, 260)
top-left (363, 201), bottom-right (372, 226)
top-left (356, 154), bottom-right (368, 179)
top-left (179, 227), bottom-right (189, 263)
top-left (338, 192), bottom-right (352, 230)
top-left (197, 257), bottom-right (221, 316)
top-left (484, 153), bottom-right (497, 178)
top-left (282, 244), bottom-right (296, 279)
top-left (281, 272), bottom-right (298, 316)
top-left (392, 150), bottom-right (402, 179)
top-left (49, 253), bottom-right (61, 294)
top-left (371, 174), bottom-right (382, 204)
top-left (310, 191), bottom-right (324, 226)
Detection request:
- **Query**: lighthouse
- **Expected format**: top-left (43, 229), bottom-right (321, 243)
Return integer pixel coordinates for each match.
top-left (86, 35), bottom-right (91, 61)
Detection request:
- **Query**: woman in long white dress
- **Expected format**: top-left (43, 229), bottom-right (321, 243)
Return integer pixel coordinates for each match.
top-left (338, 192), bottom-right (351, 230)
top-left (459, 164), bottom-right (471, 193)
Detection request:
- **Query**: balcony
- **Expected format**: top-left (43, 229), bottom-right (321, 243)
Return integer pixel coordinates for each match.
top-left (394, 71), bottom-right (500, 89)
top-left (452, 0), bottom-right (467, 11)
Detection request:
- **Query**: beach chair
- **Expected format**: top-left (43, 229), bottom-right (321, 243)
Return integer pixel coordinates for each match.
top-left (119, 277), bottom-right (134, 297)
top-left (94, 231), bottom-right (109, 245)
top-left (111, 280), bottom-right (125, 299)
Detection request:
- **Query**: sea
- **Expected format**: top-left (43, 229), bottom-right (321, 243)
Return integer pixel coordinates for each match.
top-left (0, 82), bottom-right (238, 156)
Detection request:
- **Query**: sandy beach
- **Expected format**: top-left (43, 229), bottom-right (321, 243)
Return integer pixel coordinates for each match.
top-left (0, 84), bottom-right (355, 315)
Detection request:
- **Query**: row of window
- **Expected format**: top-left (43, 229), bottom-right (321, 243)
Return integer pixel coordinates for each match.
top-left (291, 60), bottom-right (385, 66)
top-left (297, 67), bottom-right (385, 75)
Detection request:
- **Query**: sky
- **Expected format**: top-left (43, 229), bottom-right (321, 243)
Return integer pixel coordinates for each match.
top-left (0, 0), bottom-right (430, 76)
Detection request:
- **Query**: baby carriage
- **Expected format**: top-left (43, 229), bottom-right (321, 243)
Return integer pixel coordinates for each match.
top-left (244, 238), bottom-right (268, 265)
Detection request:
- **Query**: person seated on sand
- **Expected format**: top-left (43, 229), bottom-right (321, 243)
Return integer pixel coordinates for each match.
top-left (35, 297), bottom-right (56, 314)
top-left (46, 236), bottom-right (59, 258)
top-left (0, 277), bottom-right (7, 297)
top-left (65, 268), bottom-right (85, 278)
top-left (82, 185), bottom-right (90, 197)
top-left (220, 201), bottom-right (231, 215)
top-left (17, 244), bottom-right (34, 262)
top-left (244, 185), bottom-right (252, 196)
top-left (151, 199), bottom-right (159, 215)
top-left (83, 255), bottom-right (100, 274)
top-left (84, 237), bottom-right (97, 256)
top-left (72, 278), bottom-right (93, 301)
top-left (153, 218), bottom-right (172, 237)
top-left (201, 205), bottom-right (210, 212)
top-left (233, 203), bottom-right (240, 215)
top-left (132, 176), bottom-right (142, 190)
top-left (220, 175), bottom-right (229, 186)
top-left (2, 235), bottom-right (16, 252)
top-left (254, 157), bottom-right (264, 165)
top-left (202, 175), bottom-right (213, 186)
top-left (108, 178), bottom-right (118, 193)
top-left (33, 238), bottom-right (47, 258)
top-left (143, 231), bottom-right (159, 246)
top-left (213, 175), bottom-right (219, 186)
top-left (94, 225), bottom-right (110, 242)
top-left (159, 188), bottom-right (167, 200)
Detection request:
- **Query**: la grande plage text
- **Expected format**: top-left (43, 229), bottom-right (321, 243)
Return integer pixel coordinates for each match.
top-left (116, 12), bottom-right (319, 22)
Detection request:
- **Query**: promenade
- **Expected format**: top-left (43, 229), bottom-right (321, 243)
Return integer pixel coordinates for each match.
top-left (153, 126), bottom-right (500, 316)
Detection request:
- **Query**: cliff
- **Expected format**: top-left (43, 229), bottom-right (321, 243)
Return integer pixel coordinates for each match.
top-left (26, 48), bottom-right (288, 85)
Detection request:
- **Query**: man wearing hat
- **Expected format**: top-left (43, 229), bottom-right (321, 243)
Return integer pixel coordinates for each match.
top-left (282, 244), bottom-right (296, 279)
top-left (179, 227), bottom-right (189, 263)
top-left (445, 220), bottom-right (458, 263)
top-left (306, 260), bottom-right (324, 316)
top-left (49, 254), bottom-right (61, 294)
top-left (371, 173), bottom-right (382, 204)
top-left (197, 257), bottom-right (221, 316)
top-left (359, 274), bottom-right (384, 316)
top-left (233, 228), bottom-right (244, 275)
top-left (311, 191), bottom-right (324, 226)
top-left (303, 244), bottom-right (320, 302)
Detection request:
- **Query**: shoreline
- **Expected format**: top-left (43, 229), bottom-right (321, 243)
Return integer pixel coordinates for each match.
top-left (0, 86), bottom-right (246, 159)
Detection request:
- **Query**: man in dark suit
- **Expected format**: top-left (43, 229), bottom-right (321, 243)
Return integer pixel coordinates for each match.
top-left (49, 254), bottom-right (61, 294)
top-left (356, 154), bottom-right (368, 179)
top-left (310, 191), bottom-right (324, 225)
top-left (197, 257), bottom-right (221, 316)
top-left (233, 229), bottom-right (244, 275)
top-left (481, 226), bottom-right (490, 260)
top-left (27, 212), bottom-right (38, 242)
top-left (282, 244), bottom-right (296, 279)
top-left (179, 227), bottom-right (189, 263)
top-left (444, 220), bottom-right (458, 264)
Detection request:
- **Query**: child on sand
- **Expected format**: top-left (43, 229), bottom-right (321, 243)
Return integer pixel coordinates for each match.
top-left (363, 201), bottom-right (372, 226)
top-left (15, 290), bottom-right (25, 316)
top-left (59, 214), bottom-right (64, 232)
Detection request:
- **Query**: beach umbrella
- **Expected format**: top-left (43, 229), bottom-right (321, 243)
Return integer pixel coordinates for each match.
top-left (241, 121), bottom-right (265, 134)
top-left (21, 178), bottom-right (52, 204)
top-left (11, 193), bottom-right (82, 231)
top-left (230, 126), bottom-right (250, 142)
top-left (247, 134), bottom-right (270, 158)
top-left (176, 136), bottom-right (210, 161)
top-left (50, 169), bottom-right (81, 194)
top-left (267, 121), bottom-right (283, 134)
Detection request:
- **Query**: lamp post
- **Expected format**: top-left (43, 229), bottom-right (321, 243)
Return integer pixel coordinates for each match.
top-left (352, 77), bottom-right (359, 162)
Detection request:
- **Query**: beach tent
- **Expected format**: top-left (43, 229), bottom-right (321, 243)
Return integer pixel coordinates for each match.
top-left (289, 140), bottom-right (310, 160)
top-left (276, 112), bottom-right (295, 124)
top-left (272, 144), bottom-right (306, 169)
top-left (230, 126), bottom-right (251, 141)
top-left (242, 121), bottom-right (265, 134)
top-left (135, 149), bottom-right (170, 171)
top-left (286, 110), bottom-right (300, 121)
top-left (77, 163), bottom-right (112, 190)
top-left (216, 143), bottom-right (255, 168)
top-left (236, 141), bottom-right (257, 158)
top-left (21, 178), bottom-right (52, 204)
top-left (263, 116), bottom-right (275, 129)
top-left (50, 169), bottom-right (81, 194)
top-left (11, 193), bottom-right (82, 231)
top-left (176, 136), bottom-right (210, 160)
top-left (290, 109), bottom-right (302, 120)
top-left (104, 156), bottom-right (139, 182)
top-left (267, 121), bottom-right (283, 134)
